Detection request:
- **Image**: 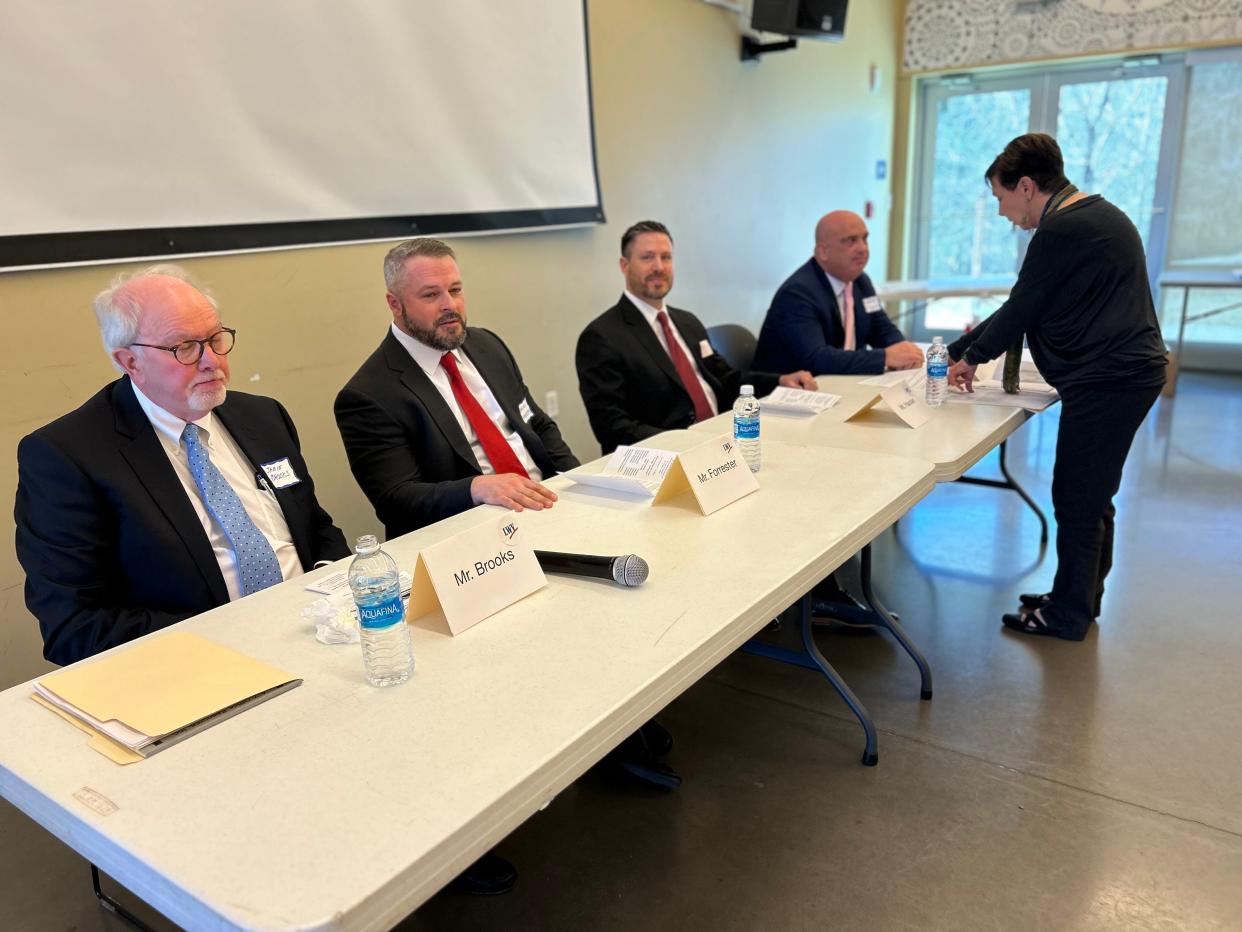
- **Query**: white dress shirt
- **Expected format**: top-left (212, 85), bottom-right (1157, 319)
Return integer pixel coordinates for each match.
top-left (389, 323), bottom-right (543, 480)
top-left (132, 385), bottom-right (302, 601)
top-left (625, 289), bottom-right (721, 415)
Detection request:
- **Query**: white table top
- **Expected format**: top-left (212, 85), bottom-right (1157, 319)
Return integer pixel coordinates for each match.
top-left (0, 436), bottom-right (934, 931)
top-left (874, 278), bottom-right (1013, 302)
top-left (1157, 270), bottom-right (1242, 289)
top-left (691, 376), bottom-right (1030, 482)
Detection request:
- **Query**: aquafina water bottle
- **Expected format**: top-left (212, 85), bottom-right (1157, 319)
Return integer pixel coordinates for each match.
top-left (733, 384), bottom-right (761, 472)
top-left (348, 535), bottom-right (413, 687)
top-left (925, 336), bottom-right (949, 407)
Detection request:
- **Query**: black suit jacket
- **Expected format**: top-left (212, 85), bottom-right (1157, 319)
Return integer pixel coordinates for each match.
top-left (575, 295), bottom-right (780, 454)
top-left (14, 378), bottom-right (349, 666)
top-left (753, 262), bottom-right (905, 376)
top-left (335, 328), bottom-right (579, 539)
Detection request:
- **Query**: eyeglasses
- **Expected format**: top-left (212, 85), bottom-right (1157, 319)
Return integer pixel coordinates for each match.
top-left (130, 328), bottom-right (237, 365)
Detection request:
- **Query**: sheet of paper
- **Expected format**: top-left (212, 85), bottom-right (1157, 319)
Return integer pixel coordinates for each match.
top-left (311, 572), bottom-right (412, 616)
top-left (305, 570), bottom-right (349, 595)
top-left (759, 386), bottom-right (841, 415)
top-left (31, 694), bottom-right (145, 765)
top-left (859, 370), bottom-right (923, 389)
top-left (974, 350), bottom-right (1044, 385)
top-left (33, 685), bottom-right (152, 748)
top-left (606, 445), bottom-right (678, 481)
top-left (946, 385), bottom-right (1059, 411)
top-left (566, 445), bottom-right (677, 498)
top-left (975, 377), bottom-right (1056, 395)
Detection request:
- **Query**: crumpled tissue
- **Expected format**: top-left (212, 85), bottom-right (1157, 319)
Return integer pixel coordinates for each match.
top-left (301, 570), bottom-right (414, 645)
top-left (302, 597), bottom-right (361, 645)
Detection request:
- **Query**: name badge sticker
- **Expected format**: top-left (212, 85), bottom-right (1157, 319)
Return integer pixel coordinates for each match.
top-left (518, 399), bottom-right (534, 422)
top-left (261, 458), bottom-right (301, 489)
top-left (699, 339), bottom-right (714, 359)
top-left (863, 296), bottom-right (884, 314)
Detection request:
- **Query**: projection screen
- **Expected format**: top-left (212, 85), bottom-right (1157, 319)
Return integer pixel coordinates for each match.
top-left (0, 0), bottom-right (602, 270)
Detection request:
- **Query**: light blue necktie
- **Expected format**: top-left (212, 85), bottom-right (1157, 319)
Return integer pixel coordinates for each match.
top-left (182, 422), bottom-right (283, 597)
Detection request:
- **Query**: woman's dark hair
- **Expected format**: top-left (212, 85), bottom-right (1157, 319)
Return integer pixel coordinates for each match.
top-left (985, 133), bottom-right (1070, 193)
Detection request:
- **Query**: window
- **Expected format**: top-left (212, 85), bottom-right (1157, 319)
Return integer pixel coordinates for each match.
top-left (908, 59), bottom-right (1184, 341)
top-left (1164, 50), bottom-right (1242, 355)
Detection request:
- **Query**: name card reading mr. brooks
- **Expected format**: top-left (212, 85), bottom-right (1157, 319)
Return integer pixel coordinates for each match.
top-left (844, 381), bottom-right (932, 429)
top-left (651, 435), bottom-right (760, 515)
top-left (406, 515), bottom-right (546, 636)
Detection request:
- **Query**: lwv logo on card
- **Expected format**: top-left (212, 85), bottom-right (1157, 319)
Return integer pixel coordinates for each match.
top-left (501, 521), bottom-right (519, 541)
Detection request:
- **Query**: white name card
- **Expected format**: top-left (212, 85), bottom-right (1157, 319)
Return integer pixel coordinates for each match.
top-left (407, 515), bottom-right (546, 636)
top-left (845, 382), bottom-right (932, 429)
top-left (652, 434), bottom-right (759, 515)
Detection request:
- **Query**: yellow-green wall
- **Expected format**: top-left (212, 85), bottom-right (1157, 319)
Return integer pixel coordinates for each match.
top-left (0, 0), bottom-right (903, 687)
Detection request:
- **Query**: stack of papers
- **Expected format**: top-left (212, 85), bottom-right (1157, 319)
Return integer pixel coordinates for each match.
top-left (945, 383), bottom-right (1058, 410)
top-left (958, 357), bottom-right (1058, 410)
top-left (33, 632), bottom-right (301, 764)
top-left (759, 386), bottom-right (842, 415)
top-left (566, 445), bottom-right (678, 498)
top-left (860, 358), bottom-right (1058, 411)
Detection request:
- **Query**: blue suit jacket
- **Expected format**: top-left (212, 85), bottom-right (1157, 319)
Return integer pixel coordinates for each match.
top-left (753, 260), bottom-right (905, 375)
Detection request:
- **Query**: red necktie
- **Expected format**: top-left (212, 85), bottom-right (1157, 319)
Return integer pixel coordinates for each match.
top-left (440, 352), bottom-right (529, 478)
top-left (841, 282), bottom-right (856, 351)
top-left (656, 311), bottom-right (715, 423)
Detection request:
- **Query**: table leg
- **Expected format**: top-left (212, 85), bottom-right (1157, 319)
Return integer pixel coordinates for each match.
top-left (91, 864), bottom-right (157, 932)
top-left (858, 545), bottom-right (933, 701)
top-left (741, 594), bottom-right (879, 766)
top-left (956, 439), bottom-right (1050, 545)
top-left (1171, 285), bottom-right (1190, 396)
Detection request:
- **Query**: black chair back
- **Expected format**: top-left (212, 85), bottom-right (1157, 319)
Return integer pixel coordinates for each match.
top-left (705, 323), bottom-right (757, 372)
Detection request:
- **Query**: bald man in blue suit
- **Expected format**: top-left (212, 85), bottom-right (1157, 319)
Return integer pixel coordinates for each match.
top-left (754, 211), bottom-right (924, 376)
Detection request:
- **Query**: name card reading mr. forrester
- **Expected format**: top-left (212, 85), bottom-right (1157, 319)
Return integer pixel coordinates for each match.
top-left (651, 434), bottom-right (760, 515)
top-left (406, 515), bottom-right (546, 636)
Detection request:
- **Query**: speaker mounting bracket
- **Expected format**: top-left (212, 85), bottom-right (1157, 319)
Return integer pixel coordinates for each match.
top-left (740, 35), bottom-right (798, 61)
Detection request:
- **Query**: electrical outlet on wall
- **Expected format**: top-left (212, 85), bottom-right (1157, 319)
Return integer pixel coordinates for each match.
top-left (544, 390), bottom-right (559, 417)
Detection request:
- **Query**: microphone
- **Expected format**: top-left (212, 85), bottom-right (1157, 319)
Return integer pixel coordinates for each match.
top-left (534, 550), bottom-right (649, 588)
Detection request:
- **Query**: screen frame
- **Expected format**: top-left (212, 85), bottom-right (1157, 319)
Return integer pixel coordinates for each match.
top-left (0, 1), bottom-right (604, 272)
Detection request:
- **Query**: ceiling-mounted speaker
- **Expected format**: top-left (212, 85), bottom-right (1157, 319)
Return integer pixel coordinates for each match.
top-left (751, 0), bottom-right (849, 40)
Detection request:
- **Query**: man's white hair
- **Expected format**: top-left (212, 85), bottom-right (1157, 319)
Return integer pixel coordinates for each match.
top-left (93, 264), bottom-right (218, 368)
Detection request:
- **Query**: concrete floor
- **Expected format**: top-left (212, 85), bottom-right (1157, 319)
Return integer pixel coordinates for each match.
top-left (3, 372), bottom-right (1240, 931)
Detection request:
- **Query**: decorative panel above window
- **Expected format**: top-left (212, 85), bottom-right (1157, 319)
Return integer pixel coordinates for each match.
top-left (904, 0), bottom-right (1242, 73)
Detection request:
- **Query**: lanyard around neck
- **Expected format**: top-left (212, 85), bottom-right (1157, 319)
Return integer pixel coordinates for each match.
top-left (1038, 183), bottom-right (1079, 227)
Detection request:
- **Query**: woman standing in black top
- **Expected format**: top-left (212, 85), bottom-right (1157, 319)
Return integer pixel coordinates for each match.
top-left (947, 133), bottom-right (1166, 641)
